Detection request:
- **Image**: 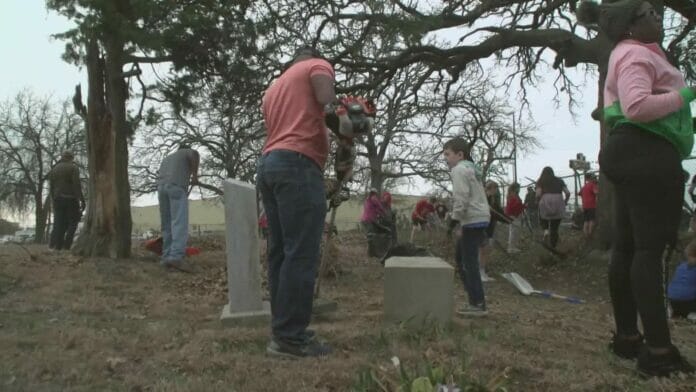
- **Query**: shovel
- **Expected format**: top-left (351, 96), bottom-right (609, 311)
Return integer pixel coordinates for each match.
top-left (501, 272), bottom-right (584, 304)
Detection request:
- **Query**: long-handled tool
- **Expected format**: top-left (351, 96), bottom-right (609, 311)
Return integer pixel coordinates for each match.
top-left (501, 272), bottom-right (585, 304)
top-left (315, 95), bottom-right (376, 299)
top-left (490, 206), bottom-right (567, 258)
top-left (314, 181), bottom-right (345, 299)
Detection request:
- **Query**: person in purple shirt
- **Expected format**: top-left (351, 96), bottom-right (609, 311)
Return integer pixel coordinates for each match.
top-left (360, 188), bottom-right (387, 234)
top-left (668, 241), bottom-right (696, 319)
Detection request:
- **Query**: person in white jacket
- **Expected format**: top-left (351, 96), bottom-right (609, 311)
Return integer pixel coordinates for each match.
top-left (444, 137), bottom-right (491, 316)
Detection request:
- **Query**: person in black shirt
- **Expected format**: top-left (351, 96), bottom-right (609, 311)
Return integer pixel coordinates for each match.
top-left (535, 167), bottom-right (570, 249)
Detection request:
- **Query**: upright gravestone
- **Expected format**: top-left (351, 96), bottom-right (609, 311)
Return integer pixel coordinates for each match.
top-left (220, 179), bottom-right (270, 326)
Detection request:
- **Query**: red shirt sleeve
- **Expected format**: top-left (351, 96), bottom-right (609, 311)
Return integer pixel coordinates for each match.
top-left (308, 60), bottom-right (335, 79)
top-left (505, 195), bottom-right (525, 217)
top-left (413, 200), bottom-right (435, 218)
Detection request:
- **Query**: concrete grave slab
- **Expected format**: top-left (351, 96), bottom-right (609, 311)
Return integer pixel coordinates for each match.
top-left (384, 256), bottom-right (454, 328)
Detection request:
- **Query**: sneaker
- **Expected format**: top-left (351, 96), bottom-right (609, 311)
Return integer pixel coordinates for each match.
top-left (164, 259), bottom-right (195, 273)
top-left (302, 329), bottom-right (317, 341)
top-left (687, 313), bottom-right (696, 322)
top-left (507, 248), bottom-right (521, 254)
top-left (608, 333), bottom-right (644, 360)
top-left (266, 339), bottom-right (332, 359)
top-left (456, 305), bottom-right (488, 317)
top-left (637, 345), bottom-right (695, 378)
top-left (480, 270), bottom-right (495, 282)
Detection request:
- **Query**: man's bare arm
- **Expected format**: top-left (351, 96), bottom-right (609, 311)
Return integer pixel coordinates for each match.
top-left (310, 74), bottom-right (335, 106)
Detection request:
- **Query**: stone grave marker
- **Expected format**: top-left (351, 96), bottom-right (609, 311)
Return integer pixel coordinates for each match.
top-left (219, 179), bottom-right (271, 326)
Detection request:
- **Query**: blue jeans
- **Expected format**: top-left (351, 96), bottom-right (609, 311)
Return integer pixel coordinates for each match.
top-left (158, 183), bottom-right (189, 262)
top-left (455, 227), bottom-right (487, 308)
top-left (257, 150), bottom-right (326, 345)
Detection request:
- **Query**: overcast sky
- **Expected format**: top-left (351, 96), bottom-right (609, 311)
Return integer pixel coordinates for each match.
top-left (0, 2), bottom-right (622, 211)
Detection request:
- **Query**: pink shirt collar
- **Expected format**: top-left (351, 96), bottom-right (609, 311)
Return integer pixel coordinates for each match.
top-left (618, 39), bottom-right (665, 58)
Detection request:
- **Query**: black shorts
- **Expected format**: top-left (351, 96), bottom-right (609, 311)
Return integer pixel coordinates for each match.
top-left (583, 208), bottom-right (596, 222)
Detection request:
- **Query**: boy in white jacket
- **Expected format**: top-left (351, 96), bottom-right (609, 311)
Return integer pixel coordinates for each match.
top-left (444, 137), bottom-right (491, 316)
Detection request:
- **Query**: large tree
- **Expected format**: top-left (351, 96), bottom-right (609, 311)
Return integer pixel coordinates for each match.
top-left (46, 0), bottom-right (262, 257)
top-left (0, 91), bottom-right (85, 242)
top-left (351, 63), bottom-right (539, 194)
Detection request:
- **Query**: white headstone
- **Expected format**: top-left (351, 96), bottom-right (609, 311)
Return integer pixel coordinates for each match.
top-left (220, 179), bottom-right (270, 326)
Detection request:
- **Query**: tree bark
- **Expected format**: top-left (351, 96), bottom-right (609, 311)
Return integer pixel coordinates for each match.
top-left (594, 39), bottom-right (613, 250)
top-left (33, 194), bottom-right (47, 243)
top-left (104, 33), bottom-right (132, 257)
top-left (34, 195), bottom-right (47, 244)
top-left (369, 161), bottom-right (384, 193)
top-left (72, 39), bottom-right (122, 257)
top-left (44, 198), bottom-right (52, 244)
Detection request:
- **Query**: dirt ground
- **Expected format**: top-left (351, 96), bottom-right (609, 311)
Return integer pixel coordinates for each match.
top-left (0, 227), bottom-right (695, 391)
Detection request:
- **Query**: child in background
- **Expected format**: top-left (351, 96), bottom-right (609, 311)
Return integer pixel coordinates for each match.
top-left (668, 241), bottom-right (696, 320)
top-left (381, 191), bottom-right (398, 244)
top-left (443, 137), bottom-right (491, 316)
top-left (535, 167), bottom-right (570, 249)
top-left (579, 173), bottom-right (599, 239)
top-left (360, 188), bottom-right (386, 234)
top-left (505, 183), bottom-right (525, 253)
top-left (410, 196), bottom-right (437, 242)
top-left (523, 186), bottom-right (538, 229)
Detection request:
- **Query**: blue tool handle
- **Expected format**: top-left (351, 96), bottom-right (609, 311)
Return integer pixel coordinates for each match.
top-left (564, 296), bottom-right (584, 304)
top-left (539, 291), bottom-right (585, 304)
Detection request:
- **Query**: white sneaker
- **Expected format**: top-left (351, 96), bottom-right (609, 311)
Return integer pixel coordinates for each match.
top-left (480, 270), bottom-right (495, 282)
top-left (456, 305), bottom-right (488, 317)
top-left (687, 313), bottom-right (696, 322)
top-left (507, 247), bottom-right (521, 254)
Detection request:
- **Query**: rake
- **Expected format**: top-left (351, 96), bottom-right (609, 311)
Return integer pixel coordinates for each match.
top-left (501, 272), bottom-right (585, 304)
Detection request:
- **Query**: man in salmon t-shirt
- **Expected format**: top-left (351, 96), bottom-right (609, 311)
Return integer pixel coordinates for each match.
top-left (257, 46), bottom-right (335, 359)
top-left (579, 173), bottom-right (599, 238)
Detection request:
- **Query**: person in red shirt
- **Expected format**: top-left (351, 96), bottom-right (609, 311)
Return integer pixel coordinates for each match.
top-left (381, 191), bottom-right (392, 211)
top-left (505, 183), bottom-right (525, 253)
top-left (579, 173), bottom-right (599, 238)
top-left (410, 196), bottom-right (437, 242)
top-left (258, 46), bottom-right (335, 358)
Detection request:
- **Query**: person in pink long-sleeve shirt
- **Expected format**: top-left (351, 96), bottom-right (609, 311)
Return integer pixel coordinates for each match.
top-left (579, 0), bottom-right (695, 377)
top-left (360, 188), bottom-right (387, 233)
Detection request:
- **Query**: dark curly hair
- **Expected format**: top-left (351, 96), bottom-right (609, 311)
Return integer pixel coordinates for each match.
top-left (576, 0), bottom-right (644, 44)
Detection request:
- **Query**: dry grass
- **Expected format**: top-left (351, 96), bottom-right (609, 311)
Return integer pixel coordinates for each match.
top-left (0, 228), bottom-right (694, 391)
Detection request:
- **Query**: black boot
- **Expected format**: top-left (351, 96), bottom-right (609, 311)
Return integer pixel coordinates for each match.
top-left (608, 332), bottom-right (644, 360)
top-left (637, 345), bottom-right (694, 378)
